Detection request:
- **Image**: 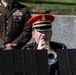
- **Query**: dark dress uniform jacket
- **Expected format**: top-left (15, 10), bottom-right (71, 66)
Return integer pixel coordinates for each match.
top-left (0, 1), bottom-right (32, 48)
top-left (22, 41), bottom-right (67, 75)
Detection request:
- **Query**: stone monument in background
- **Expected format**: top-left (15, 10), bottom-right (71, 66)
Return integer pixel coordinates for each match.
top-left (29, 15), bottom-right (76, 48)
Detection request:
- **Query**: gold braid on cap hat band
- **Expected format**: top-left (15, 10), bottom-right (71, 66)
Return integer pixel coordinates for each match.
top-left (32, 21), bottom-right (52, 28)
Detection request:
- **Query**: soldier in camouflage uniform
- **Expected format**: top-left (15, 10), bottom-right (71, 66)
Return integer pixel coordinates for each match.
top-left (0, 0), bottom-right (32, 50)
top-left (22, 14), bottom-right (67, 75)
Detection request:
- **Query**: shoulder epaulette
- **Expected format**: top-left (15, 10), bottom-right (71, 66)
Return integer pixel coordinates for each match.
top-left (58, 42), bottom-right (66, 50)
top-left (51, 41), bottom-right (67, 49)
top-left (22, 42), bottom-right (35, 49)
top-left (25, 42), bottom-right (35, 47)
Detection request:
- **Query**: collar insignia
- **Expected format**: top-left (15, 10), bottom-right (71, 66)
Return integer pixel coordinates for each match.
top-left (14, 4), bottom-right (17, 6)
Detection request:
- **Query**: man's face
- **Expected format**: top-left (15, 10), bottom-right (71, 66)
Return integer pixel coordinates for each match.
top-left (32, 29), bottom-right (52, 44)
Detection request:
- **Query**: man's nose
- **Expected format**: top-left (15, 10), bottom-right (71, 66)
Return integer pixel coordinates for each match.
top-left (41, 33), bottom-right (46, 36)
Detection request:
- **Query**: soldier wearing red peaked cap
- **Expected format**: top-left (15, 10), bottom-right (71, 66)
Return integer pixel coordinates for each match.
top-left (22, 14), bottom-right (67, 75)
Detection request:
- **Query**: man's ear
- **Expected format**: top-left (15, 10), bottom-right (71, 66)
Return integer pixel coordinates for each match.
top-left (32, 30), bottom-right (35, 38)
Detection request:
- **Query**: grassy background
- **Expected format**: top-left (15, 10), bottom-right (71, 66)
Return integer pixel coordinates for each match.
top-left (16, 0), bottom-right (76, 15)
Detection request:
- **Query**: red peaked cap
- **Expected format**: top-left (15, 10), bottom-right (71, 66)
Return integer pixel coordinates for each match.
top-left (28, 14), bottom-right (55, 31)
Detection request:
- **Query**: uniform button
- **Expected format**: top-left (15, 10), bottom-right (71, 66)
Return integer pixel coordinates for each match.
top-left (6, 32), bottom-right (9, 37)
top-left (6, 32), bottom-right (9, 34)
top-left (7, 26), bottom-right (8, 28)
top-left (6, 21), bottom-right (8, 23)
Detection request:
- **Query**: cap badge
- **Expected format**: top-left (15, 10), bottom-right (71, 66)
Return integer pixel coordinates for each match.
top-left (41, 15), bottom-right (46, 21)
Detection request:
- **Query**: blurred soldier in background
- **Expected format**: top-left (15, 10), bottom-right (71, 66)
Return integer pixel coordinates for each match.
top-left (0, 0), bottom-right (32, 50)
